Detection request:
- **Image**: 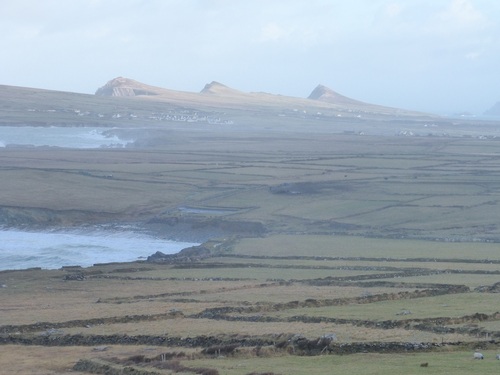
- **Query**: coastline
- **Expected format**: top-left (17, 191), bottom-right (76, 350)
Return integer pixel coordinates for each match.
top-left (0, 223), bottom-right (202, 271)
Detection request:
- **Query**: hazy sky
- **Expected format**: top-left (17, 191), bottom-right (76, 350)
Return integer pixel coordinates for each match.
top-left (1, 0), bottom-right (499, 114)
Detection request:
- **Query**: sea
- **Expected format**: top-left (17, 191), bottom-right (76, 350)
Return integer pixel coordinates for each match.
top-left (0, 227), bottom-right (197, 271)
top-left (0, 126), bottom-right (132, 148)
top-left (0, 126), bottom-right (195, 271)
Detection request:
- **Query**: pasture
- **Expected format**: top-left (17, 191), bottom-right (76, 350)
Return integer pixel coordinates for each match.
top-left (1, 231), bottom-right (498, 373)
top-left (1, 120), bottom-right (499, 374)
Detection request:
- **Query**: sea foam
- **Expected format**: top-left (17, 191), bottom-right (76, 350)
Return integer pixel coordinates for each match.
top-left (0, 228), bottom-right (197, 270)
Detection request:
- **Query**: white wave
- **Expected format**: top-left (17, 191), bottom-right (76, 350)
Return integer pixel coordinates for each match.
top-left (0, 127), bottom-right (133, 149)
top-left (0, 228), bottom-right (197, 270)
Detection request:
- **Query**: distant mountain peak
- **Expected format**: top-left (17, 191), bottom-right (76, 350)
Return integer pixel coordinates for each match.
top-left (484, 101), bottom-right (500, 116)
top-left (308, 84), bottom-right (364, 106)
top-left (90, 77), bottom-right (421, 117)
top-left (308, 84), bottom-right (333, 99)
top-left (200, 81), bottom-right (242, 95)
top-left (95, 77), bottom-right (160, 97)
top-left (106, 76), bottom-right (135, 86)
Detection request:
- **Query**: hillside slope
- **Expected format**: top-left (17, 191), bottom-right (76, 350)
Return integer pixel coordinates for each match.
top-left (95, 77), bottom-right (427, 118)
top-left (0, 78), bottom-right (439, 128)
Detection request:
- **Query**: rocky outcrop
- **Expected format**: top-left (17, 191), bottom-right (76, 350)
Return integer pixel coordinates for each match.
top-left (308, 84), bottom-right (366, 106)
top-left (95, 77), bottom-right (160, 97)
top-left (200, 81), bottom-right (243, 96)
top-left (3, 332), bottom-right (496, 355)
top-left (147, 244), bottom-right (211, 263)
top-left (73, 359), bottom-right (161, 375)
top-left (474, 281), bottom-right (500, 293)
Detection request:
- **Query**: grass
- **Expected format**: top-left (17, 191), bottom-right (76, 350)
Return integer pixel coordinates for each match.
top-left (2, 95), bottom-right (500, 373)
top-left (186, 351), bottom-right (500, 375)
top-left (258, 292), bottom-right (499, 322)
top-left (2, 346), bottom-right (499, 375)
top-left (62, 318), bottom-right (472, 343)
top-left (135, 267), bottom-right (395, 281)
top-left (3, 127), bottom-right (500, 239)
top-left (0, 345), bottom-right (198, 375)
top-left (230, 235), bottom-right (500, 260)
top-left (376, 274), bottom-right (500, 288)
top-left (184, 284), bottom-right (415, 304)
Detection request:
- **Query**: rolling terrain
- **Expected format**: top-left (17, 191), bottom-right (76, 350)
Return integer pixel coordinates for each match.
top-left (1, 77), bottom-right (436, 129)
top-left (0, 79), bottom-right (499, 374)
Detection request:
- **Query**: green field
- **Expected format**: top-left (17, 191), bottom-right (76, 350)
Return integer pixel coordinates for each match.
top-left (1, 86), bottom-right (499, 374)
top-left (1, 232), bottom-right (498, 374)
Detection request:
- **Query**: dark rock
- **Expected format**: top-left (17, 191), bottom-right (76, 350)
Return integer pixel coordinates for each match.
top-left (147, 245), bottom-right (211, 263)
top-left (63, 273), bottom-right (86, 281)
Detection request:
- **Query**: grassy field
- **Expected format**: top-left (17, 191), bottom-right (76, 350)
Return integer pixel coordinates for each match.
top-left (1, 92), bottom-right (500, 373)
top-left (3, 132), bottom-right (500, 241)
top-left (1, 234), bottom-right (498, 374)
top-left (1, 345), bottom-right (497, 375)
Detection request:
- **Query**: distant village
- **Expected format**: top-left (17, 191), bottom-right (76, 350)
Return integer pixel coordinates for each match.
top-left (24, 106), bottom-right (499, 140)
top-left (27, 107), bottom-right (234, 125)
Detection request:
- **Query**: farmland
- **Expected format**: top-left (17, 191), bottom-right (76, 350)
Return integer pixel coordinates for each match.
top-left (0, 83), bottom-right (499, 374)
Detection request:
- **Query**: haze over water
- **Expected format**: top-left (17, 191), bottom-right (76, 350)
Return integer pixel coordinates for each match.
top-left (0, 126), bottom-right (131, 148)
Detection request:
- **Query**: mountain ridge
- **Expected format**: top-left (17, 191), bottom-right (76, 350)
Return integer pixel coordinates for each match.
top-left (95, 77), bottom-right (166, 97)
top-left (93, 76), bottom-right (423, 117)
top-left (0, 78), bottom-right (437, 128)
top-left (96, 77), bottom-right (362, 105)
top-left (308, 84), bottom-right (367, 106)
top-left (200, 81), bottom-right (244, 96)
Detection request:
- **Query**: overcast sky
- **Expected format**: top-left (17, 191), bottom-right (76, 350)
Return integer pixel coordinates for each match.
top-left (1, 0), bottom-right (499, 114)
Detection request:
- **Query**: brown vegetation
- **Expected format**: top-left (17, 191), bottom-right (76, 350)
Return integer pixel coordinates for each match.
top-left (1, 81), bottom-right (500, 374)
